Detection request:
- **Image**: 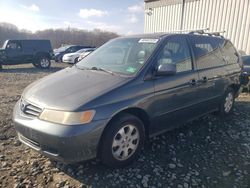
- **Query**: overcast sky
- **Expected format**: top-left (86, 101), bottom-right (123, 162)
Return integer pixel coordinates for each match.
top-left (0, 0), bottom-right (145, 34)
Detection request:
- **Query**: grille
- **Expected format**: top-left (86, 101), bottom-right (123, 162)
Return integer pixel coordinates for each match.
top-left (20, 99), bottom-right (43, 118)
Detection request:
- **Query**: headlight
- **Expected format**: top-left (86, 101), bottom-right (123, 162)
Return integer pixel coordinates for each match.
top-left (39, 109), bottom-right (95, 125)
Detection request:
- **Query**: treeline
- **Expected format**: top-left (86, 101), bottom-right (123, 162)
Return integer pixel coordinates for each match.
top-left (0, 22), bottom-right (119, 49)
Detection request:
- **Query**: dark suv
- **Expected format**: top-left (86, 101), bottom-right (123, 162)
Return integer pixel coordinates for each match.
top-left (0, 39), bottom-right (53, 69)
top-left (13, 32), bottom-right (243, 168)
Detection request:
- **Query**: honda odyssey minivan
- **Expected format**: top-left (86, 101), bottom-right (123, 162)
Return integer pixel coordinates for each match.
top-left (13, 32), bottom-right (243, 167)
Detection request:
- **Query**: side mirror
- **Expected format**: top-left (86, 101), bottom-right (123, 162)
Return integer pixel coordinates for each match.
top-left (156, 63), bottom-right (176, 76)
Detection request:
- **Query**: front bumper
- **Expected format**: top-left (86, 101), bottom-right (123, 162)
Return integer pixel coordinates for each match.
top-left (54, 54), bottom-right (62, 62)
top-left (13, 102), bottom-right (108, 163)
top-left (62, 57), bottom-right (74, 64)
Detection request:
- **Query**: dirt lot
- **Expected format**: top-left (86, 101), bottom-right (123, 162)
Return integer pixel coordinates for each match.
top-left (1, 63), bottom-right (250, 188)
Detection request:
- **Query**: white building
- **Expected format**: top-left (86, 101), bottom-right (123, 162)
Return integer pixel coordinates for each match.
top-left (144, 0), bottom-right (250, 54)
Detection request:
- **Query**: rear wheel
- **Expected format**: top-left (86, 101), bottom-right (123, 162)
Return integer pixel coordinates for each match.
top-left (37, 56), bottom-right (51, 69)
top-left (100, 113), bottom-right (145, 168)
top-left (218, 88), bottom-right (235, 117)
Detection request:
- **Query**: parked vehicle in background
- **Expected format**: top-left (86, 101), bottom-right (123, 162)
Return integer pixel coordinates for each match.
top-left (54, 45), bottom-right (94, 63)
top-left (77, 48), bottom-right (96, 62)
top-left (13, 32), bottom-right (244, 168)
top-left (242, 55), bottom-right (250, 90)
top-left (62, 48), bottom-right (96, 64)
top-left (0, 39), bottom-right (53, 69)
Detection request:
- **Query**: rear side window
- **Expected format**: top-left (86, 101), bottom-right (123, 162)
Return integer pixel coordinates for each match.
top-left (190, 35), bottom-right (225, 70)
top-left (220, 40), bottom-right (239, 65)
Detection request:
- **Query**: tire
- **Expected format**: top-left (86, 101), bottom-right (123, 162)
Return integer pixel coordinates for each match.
top-left (32, 62), bottom-right (40, 68)
top-left (99, 113), bottom-right (145, 168)
top-left (74, 58), bottom-right (78, 64)
top-left (218, 88), bottom-right (235, 117)
top-left (37, 56), bottom-right (51, 69)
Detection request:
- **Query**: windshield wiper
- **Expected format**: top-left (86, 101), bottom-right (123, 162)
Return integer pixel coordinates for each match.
top-left (91, 67), bottom-right (116, 75)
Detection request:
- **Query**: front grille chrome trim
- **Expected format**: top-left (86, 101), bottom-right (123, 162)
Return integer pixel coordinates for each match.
top-left (20, 99), bottom-right (43, 118)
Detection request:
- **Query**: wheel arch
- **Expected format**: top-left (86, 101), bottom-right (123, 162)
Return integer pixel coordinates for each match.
top-left (96, 107), bottom-right (151, 159)
top-left (227, 83), bottom-right (241, 97)
top-left (35, 51), bottom-right (51, 60)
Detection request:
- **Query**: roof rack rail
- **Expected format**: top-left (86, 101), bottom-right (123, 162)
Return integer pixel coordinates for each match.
top-left (166, 28), bottom-right (209, 33)
top-left (189, 30), bottom-right (226, 38)
top-left (205, 31), bottom-right (226, 38)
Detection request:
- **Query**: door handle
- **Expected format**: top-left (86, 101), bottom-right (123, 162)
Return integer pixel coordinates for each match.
top-left (189, 79), bottom-right (197, 86)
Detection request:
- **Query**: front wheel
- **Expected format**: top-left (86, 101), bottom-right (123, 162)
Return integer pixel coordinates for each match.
top-left (32, 62), bottom-right (40, 68)
top-left (37, 57), bottom-right (51, 69)
top-left (74, 57), bottom-right (78, 64)
top-left (218, 88), bottom-right (235, 117)
top-left (99, 113), bottom-right (145, 168)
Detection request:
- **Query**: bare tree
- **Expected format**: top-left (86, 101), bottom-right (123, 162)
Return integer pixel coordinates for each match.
top-left (0, 22), bottom-right (119, 48)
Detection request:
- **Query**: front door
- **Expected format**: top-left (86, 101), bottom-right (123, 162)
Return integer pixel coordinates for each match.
top-left (5, 41), bottom-right (22, 65)
top-left (151, 35), bottom-right (200, 134)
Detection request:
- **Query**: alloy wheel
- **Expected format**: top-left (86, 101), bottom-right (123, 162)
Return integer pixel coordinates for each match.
top-left (40, 58), bottom-right (50, 68)
top-left (224, 92), bottom-right (233, 113)
top-left (112, 124), bottom-right (140, 161)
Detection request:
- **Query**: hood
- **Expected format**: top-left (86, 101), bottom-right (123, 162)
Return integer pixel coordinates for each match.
top-left (22, 67), bottom-right (128, 111)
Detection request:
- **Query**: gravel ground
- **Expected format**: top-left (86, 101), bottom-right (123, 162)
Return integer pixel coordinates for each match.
top-left (1, 63), bottom-right (250, 188)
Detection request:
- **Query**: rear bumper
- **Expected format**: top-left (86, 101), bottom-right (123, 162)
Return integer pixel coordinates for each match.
top-left (13, 102), bottom-right (108, 163)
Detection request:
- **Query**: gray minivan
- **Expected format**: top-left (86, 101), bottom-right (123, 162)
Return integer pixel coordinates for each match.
top-left (13, 32), bottom-right (243, 167)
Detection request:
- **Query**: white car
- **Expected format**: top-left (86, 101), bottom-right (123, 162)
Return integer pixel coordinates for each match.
top-left (78, 48), bottom-right (96, 62)
top-left (62, 48), bottom-right (93, 64)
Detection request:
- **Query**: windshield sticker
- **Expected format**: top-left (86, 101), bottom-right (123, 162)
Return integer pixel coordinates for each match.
top-left (126, 67), bottom-right (137, 73)
top-left (138, 39), bottom-right (159, 43)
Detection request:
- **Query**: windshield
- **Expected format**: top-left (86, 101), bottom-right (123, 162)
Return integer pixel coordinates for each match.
top-left (76, 48), bottom-right (88, 53)
top-left (76, 38), bottom-right (158, 75)
top-left (55, 45), bottom-right (71, 52)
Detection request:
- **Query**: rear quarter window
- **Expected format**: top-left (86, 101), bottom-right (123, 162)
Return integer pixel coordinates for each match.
top-left (220, 40), bottom-right (239, 65)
